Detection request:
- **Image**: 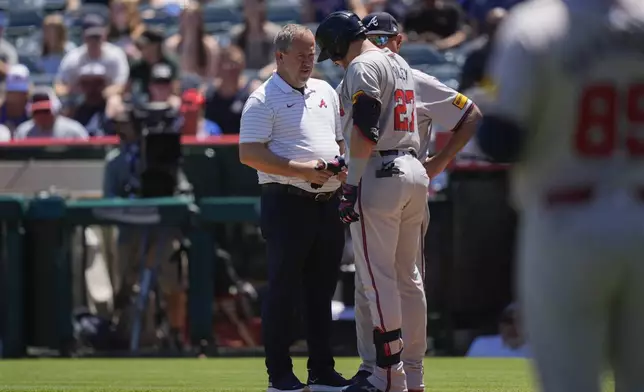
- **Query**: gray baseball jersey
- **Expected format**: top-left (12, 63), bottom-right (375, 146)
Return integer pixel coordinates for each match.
top-left (483, 0), bottom-right (644, 391)
top-left (338, 48), bottom-right (420, 153)
top-left (339, 47), bottom-right (430, 392)
top-left (350, 66), bottom-right (474, 384)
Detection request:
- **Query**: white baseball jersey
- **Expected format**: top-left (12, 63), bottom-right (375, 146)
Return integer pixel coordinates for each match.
top-left (412, 69), bottom-right (474, 160)
top-left (338, 48), bottom-right (420, 153)
top-left (485, 0), bottom-right (644, 211)
top-left (485, 1), bottom-right (644, 391)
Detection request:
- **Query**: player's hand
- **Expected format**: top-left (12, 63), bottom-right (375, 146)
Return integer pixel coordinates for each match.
top-left (297, 159), bottom-right (333, 187)
top-left (337, 168), bottom-right (347, 183)
top-left (338, 183), bottom-right (360, 224)
top-left (311, 156), bottom-right (347, 189)
top-left (423, 156), bottom-right (449, 179)
top-left (325, 155), bottom-right (347, 175)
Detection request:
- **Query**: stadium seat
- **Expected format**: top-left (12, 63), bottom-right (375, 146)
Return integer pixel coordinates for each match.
top-left (4, 26), bottom-right (38, 46)
top-left (267, 0), bottom-right (299, 4)
top-left (181, 73), bottom-right (203, 92)
top-left (67, 27), bottom-right (83, 46)
top-left (8, 7), bottom-right (44, 28)
top-left (213, 33), bottom-right (231, 46)
top-left (205, 22), bottom-right (234, 35)
top-left (304, 23), bottom-right (319, 33)
top-left (202, 4), bottom-right (241, 25)
top-left (413, 63), bottom-right (461, 87)
top-left (43, 0), bottom-right (66, 12)
top-left (30, 73), bottom-right (55, 86)
top-left (266, 4), bottom-right (300, 24)
top-left (18, 54), bottom-right (43, 73)
top-left (242, 69), bottom-right (258, 81)
top-left (0, 0), bottom-right (43, 9)
top-left (399, 43), bottom-right (448, 66)
top-left (64, 3), bottom-right (110, 28)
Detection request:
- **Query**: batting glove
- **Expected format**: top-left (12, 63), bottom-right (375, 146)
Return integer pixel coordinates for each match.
top-left (325, 156), bottom-right (347, 175)
top-left (311, 156), bottom-right (347, 189)
top-left (338, 183), bottom-right (360, 224)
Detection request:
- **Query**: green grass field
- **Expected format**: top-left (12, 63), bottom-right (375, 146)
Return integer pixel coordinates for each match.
top-left (0, 357), bottom-right (538, 392)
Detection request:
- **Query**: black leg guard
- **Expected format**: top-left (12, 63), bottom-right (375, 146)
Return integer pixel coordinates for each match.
top-left (373, 327), bottom-right (403, 368)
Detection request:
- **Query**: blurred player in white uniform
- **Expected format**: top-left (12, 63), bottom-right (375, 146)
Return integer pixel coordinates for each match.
top-left (477, 0), bottom-right (644, 391)
top-left (345, 12), bottom-right (481, 392)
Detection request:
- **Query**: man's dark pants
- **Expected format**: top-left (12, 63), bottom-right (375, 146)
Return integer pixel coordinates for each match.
top-left (260, 184), bottom-right (345, 379)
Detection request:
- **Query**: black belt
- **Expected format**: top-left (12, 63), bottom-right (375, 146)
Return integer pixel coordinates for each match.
top-left (378, 149), bottom-right (417, 158)
top-left (261, 183), bottom-right (338, 202)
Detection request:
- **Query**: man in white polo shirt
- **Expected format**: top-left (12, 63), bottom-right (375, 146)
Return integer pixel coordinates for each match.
top-left (239, 23), bottom-right (350, 392)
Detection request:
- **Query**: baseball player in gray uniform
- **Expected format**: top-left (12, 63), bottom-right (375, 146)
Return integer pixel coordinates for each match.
top-left (477, 0), bottom-right (644, 391)
top-left (346, 12), bottom-right (482, 391)
top-left (317, 11), bottom-right (428, 392)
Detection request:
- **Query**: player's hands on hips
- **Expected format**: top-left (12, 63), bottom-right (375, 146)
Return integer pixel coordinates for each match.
top-left (298, 159), bottom-right (334, 187)
top-left (338, 183), bottom-right (360, 224)
top-left (423, 156), bottom-right (449, 179)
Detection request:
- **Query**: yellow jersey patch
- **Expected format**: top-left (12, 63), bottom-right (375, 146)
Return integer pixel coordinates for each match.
top-left (352, 90), bottom-right (365, 104)
top-left (479, 77), bottom-right (498, 98)
top-left (452, 93), bottom-right (468, 110)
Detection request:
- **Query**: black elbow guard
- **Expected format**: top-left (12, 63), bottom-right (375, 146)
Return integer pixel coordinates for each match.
top-left (352, 93), bottom-right (381, 143)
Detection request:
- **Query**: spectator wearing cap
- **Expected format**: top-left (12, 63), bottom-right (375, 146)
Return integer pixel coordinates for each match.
top-left (39, 14), bottom-right (77, 75)
top-left (0, 65), bottom-right (31, 133)
top-left (180, 88), bottom-right (208, 137)
top-left (148, 63), bottom-right (181, 107)
top-left (70, 62), bottom-right (109, 136)
top-left (13, 87), bottom-right (88, 140)
top-left (204, 45), bottom-right (260, 135)
top-left (180, 87), bottom-right (226, 138)
top-left (128, 28), bottom-right (179, 96)
top-left (0, 10), bottom-right (17, 79)
top-left (55, 13), bottom-right (129, 99)
top-left (404, 0), bottom-right (469, 50)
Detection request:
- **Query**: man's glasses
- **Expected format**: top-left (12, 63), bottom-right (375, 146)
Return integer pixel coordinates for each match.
top-left (367, 35), bottom-right (393, 47)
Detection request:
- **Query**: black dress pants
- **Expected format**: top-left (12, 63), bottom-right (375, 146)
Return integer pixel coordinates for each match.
top-left (260, 185), bottom-right (345, 379)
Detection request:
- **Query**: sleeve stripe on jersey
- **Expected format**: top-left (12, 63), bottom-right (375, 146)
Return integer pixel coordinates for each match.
top-left (449, 103), bottom-right (475, 133)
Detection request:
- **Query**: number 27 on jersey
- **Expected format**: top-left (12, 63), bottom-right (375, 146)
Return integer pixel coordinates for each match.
top-left (394, 89), bottom-right (415, 132)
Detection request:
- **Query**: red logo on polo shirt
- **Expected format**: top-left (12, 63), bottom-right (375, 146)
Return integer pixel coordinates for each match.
top-left (339, 97), bottom-right (344, 116)
top-left (319, 99), bottom-right (327, 108)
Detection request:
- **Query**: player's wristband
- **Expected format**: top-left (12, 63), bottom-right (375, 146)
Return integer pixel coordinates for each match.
top-left (346, 157), bottom-right (368, 186)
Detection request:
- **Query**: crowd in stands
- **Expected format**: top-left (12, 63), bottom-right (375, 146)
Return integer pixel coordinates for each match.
top-left (0, 0), bottom-right (523, 142)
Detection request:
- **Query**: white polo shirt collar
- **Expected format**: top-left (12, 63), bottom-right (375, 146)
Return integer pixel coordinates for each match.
top-left (271, 71), bottom-right (313, 95)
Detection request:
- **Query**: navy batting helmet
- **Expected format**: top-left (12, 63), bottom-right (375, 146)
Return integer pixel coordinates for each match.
top-left (315, 11), bottom-right (368, 63)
